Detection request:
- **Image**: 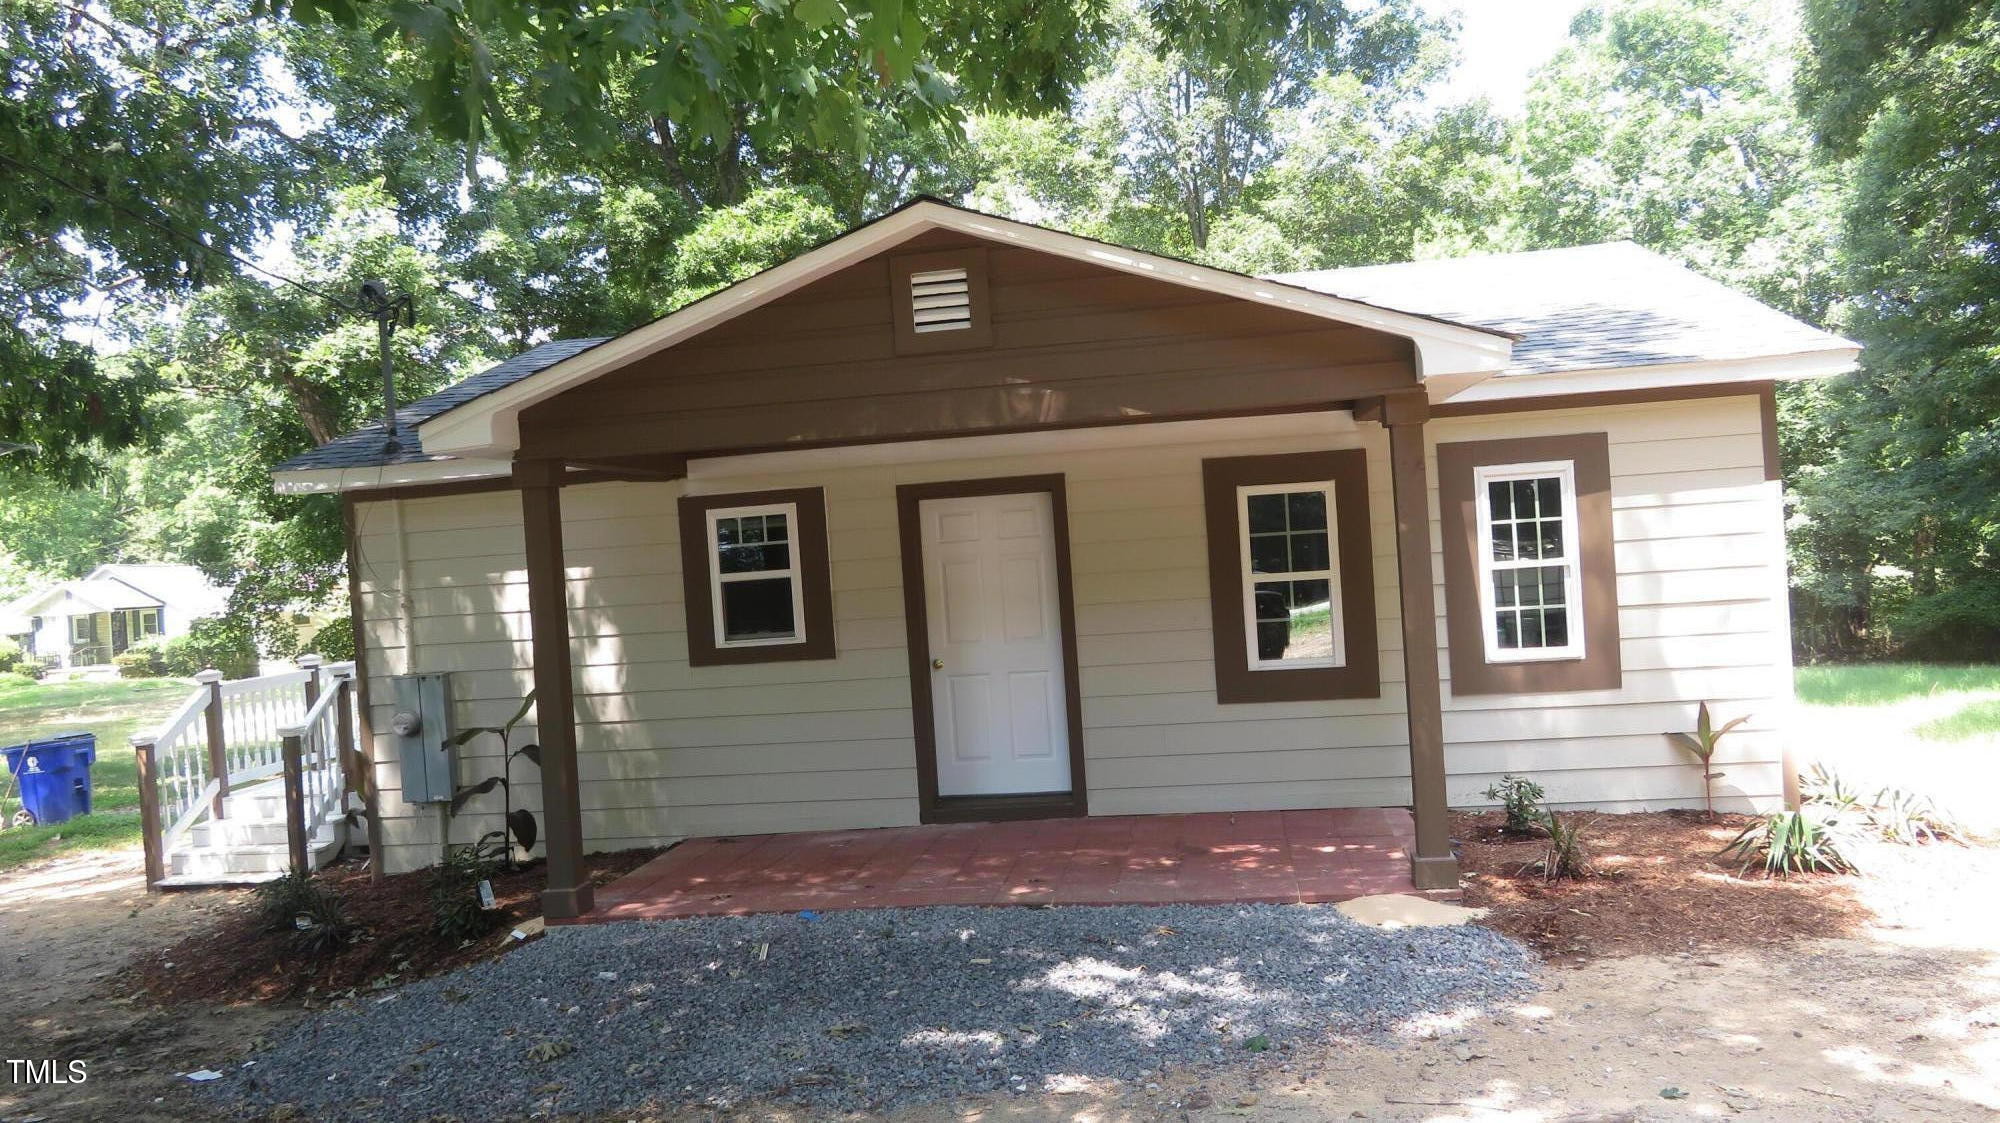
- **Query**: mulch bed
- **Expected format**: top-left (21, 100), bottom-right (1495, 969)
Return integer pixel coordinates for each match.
top-left (1453, 809), bottom-right (1869, 965)
top-left (130, 848), bottom-right (661, 1006)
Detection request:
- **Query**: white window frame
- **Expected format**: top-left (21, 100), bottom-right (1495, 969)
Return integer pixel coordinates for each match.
top-left (1236, 481), bottom-right (1345, 671)
top-left (138, 608), bottom-right (160, 636)
top-left (1473, 460), bottom-right (1585, 664)
top-left (705, 501), bottom-right (809, 650)
top-left (69, 615), bottom-right (92, 644)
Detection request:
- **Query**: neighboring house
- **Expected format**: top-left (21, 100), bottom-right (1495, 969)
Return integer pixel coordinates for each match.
top-left (2, 564), bottom-right (232, 669)
top-left (273, 199), bottom-right (1858, 918)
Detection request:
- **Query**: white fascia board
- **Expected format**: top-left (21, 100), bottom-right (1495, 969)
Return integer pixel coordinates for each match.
top-left (1439, 347), bottom-right (1860, 405)
top-left (416, 202), bottom-right (1514, 459)
top-left (270, 457), bottom-right (514, 496)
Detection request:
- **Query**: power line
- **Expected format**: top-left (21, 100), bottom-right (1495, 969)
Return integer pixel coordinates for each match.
top-left (0, 149), bottom-right (356, 312)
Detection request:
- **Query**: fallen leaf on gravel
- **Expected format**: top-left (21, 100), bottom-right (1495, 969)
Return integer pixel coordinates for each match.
top-left (1244, 1035), bottom-right (1271, 1052)
top-left (826, 1023), bottom-right (866, 1038)
top-left (526, 1039), bottom-right (574, 1062)
top-left (1237, 1093), bottom-right (1259, 1106)
top-left (1659, 1086), bottom-right (1689, 1099)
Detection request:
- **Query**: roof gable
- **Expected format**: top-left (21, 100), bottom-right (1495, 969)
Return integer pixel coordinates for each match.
top-left (413, 198), bottom-right (1515, 461)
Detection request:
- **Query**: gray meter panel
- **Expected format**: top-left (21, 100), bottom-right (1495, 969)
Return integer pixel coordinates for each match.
top-left (390, 673), bottom-right (456, 804)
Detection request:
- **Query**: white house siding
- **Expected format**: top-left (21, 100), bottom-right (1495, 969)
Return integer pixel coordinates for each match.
top-left (1432, 394), bottom-right (1793, 813)
top-left (349, 395), bottom-right (1789, 872)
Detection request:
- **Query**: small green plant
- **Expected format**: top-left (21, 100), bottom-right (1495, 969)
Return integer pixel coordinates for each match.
top-left (1666, 701), bottom-right (1748, 819)
top-left (1534, 807), bottom-right (1591, 881)
top-left (1801, 764), bottom-right (1957, 845)
top-left (447, 692), bottom-right (543, 867)
top-left (430, 836), bottom-right (508, 942)
top-left (1483, 775), bottom-right (1546, 836)
top-left (252, 869), bottom-right (354, 955)
top-left (1720, 808), bottom-right (1857, 877)
top-left (113, 642), bottom-right (166, 678)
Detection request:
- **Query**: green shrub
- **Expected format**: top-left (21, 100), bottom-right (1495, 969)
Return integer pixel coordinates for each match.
top-left (308, 615), bottom-right (355, 662)
top-left (252, 869), bottom-right (355, 955)
top-left (0, 637), bottom-right (20, 667)
top-left (1536, 808), bottom-right (1591, 881)
top-left (113, 641), bottom-right (167, 678)
top-left (1721, 809), bottom-right (1857, 877)
top-left (1887, 577), bottom-right (2000, 661)
top-left (2, 669), bottom-right (35, 686)
top-left (429, 840), bottom-right (506, 942)
top-left (1483, 775), bottom-right (1546, 836)
top-left (158, 616), bottom-right (259, 679)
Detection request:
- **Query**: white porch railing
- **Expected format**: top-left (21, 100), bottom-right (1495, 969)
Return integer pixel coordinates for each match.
top-left (131, 655), bottom-right (365, 887)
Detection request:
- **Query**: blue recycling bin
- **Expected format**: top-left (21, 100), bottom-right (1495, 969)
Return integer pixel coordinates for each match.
top-left (2, 733), bottom-right (96, 826)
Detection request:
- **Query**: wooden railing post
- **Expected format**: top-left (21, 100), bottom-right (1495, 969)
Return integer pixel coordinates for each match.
top-left (299, 653), bottom-right (323, 709)
top-left (132, 735), bottom-right (166, 889)
top-left (331, 667), bottom-right (358, 810)
top-left (280, 728), bottom-right (309, 875)
top-left (197, 669), bottom-right (227, 817)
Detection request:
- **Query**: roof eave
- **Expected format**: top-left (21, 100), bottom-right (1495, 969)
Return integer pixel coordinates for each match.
top-left (415, 202), bottom-right (1515, 460)
top-left (1438, 346), bottom-right (1861, 404)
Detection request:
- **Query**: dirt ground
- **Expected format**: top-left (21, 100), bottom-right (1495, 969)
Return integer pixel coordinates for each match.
top-left (4, 834), bottom-right (1997, 1122)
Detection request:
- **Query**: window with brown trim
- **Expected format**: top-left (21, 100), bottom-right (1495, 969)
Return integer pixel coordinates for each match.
top-left (678, 487), bottom-right (836, 666)
top-left (1437, 432), bottom-right (1621, 695)
top-left (891, 248), bottom-right (992, 354)
top-left (1202, 450), bottom-right (1379, 703)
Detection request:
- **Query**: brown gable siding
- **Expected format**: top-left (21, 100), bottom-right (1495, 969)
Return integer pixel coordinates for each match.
top-left (516, 233), bottom-right (1417, 460)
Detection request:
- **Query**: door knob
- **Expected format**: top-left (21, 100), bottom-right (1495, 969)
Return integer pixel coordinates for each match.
top-left (931, 658), bottom-right (944, 670)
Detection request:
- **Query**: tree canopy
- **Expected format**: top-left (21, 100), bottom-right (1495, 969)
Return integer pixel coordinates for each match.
top-left (2, 0), bottom-right (1996, 659)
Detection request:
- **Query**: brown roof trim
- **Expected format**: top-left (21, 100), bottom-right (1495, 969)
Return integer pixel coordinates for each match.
top-left (1201, 449), bottom-right (1380, 703)
top-left (1431, 380), bottom-right (1769, 418)
top-left (896, 474), bottom-right (1088, 823)
top-left (1437, 432), bottom-right (1621, 696)
top-left (677, 487), bottom-right (836, 666)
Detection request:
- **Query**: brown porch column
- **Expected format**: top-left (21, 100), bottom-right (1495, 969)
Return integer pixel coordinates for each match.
top-left (515, 459), bottom-right (594, 919)
top-left (1378, 393), bottom-right (1459, 891)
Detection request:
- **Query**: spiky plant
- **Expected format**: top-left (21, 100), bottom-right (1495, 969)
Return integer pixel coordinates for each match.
top-left (1667, 701), bottom-right (1749, 819)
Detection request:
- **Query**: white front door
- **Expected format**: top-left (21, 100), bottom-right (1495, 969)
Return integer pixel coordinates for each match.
top-left (920, 490), bottom-right (1072, 797)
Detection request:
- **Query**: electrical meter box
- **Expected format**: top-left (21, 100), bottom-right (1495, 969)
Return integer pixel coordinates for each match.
top-left (390, 673), bottom-right (455, 804)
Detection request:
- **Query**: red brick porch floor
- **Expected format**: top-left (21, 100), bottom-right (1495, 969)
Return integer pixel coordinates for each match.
top-left (578, 807), bottom-right (1419, 923)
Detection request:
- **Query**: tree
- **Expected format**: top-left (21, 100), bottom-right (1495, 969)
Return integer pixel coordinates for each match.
top-left (1792, 0), bottom-right (2000, 658)
top-left (0, 0), bottom-right (308, 481)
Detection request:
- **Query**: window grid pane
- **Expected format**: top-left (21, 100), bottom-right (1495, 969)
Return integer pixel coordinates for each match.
top-left (1240, 483), bottom-right (1340, 668)
top-left (711, 504), bottom-right (803, 645)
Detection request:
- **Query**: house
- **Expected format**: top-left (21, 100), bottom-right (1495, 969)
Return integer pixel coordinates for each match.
top-left (272, 199), bottom-right (1857, 919)
top-left (2, 563), bottom-right (232, 670)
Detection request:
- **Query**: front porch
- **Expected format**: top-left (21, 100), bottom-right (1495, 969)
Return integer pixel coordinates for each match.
top-left (578, 807), bottom-right (1423, 922)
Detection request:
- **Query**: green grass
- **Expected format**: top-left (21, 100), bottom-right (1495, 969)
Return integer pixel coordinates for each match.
top-left (0, 676), bottom-right (193, 870)
top-left (1913, 700), bottom-right (2000, 743)
top-left (1794, 662), bottom-right (2000, 707)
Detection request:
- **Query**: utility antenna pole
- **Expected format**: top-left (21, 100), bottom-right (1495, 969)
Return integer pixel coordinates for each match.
top-left (357, 280), bottom-right (417, 454)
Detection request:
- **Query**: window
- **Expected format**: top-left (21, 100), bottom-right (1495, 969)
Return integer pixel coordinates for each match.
top-left (1437, 432), bottom-right (1620, 696)
top-left (1474, 462), bottom-right (1583, 662)
top-left (1202, 449), bottom-right (1379, 703)
top-left (137, 608), bottom-right (161, 638)
top-left (707, 503), bottom-right (806, 647)
top-left (678, 487), bottom-right (836, 666)
top-left (1238, 483), bottom-right (1343, 669)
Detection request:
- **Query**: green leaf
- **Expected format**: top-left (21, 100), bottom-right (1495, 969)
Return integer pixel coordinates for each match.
top-left (450, 775), bottom-right (506, 813)
top-left (512, 743), bottom-right (542, 768)
top-left (1666, 731), bottom-right (1709, 761)
top-left (793, 0), bottom-right (843, 30)
top-left (507, 808), bottom-right (538, 853)
top-left (502, 691), bottom-right (537, 735)
top-left (450, 726), bottom-right (501, 747)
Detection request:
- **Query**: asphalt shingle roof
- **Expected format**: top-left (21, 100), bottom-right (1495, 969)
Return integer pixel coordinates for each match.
top-left (277, 241), bottom-right (1854, 477)
top-left (1271, 241), bottom-right (1852, 376)
top-left (273, 337), bottom-right (609, 472)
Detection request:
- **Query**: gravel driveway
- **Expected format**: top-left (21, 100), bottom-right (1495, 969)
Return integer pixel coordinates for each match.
top-left (215, 903), bottom-right (1537, 1119)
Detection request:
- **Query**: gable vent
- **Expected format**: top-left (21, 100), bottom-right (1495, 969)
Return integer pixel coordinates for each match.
top-left (908, 267), bottom-right (973, 333)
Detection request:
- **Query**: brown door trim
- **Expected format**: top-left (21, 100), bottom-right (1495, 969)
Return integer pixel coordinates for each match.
top-left (896, 473), bottom-right (1089, 824)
